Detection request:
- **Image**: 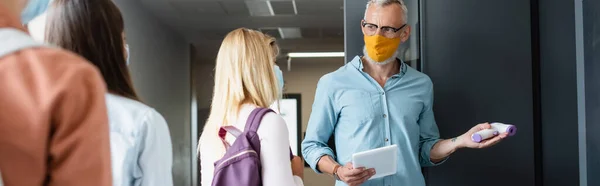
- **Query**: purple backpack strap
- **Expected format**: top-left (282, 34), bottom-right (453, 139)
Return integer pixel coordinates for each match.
top-left (226, 107), bottom-right (295, 160)
top-left (218, 126), bottom-right (243, 149)
top-left (245, 108), bottom-right (273, 133)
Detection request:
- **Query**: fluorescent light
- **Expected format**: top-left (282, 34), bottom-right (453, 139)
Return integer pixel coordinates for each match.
top-left (287, 52), bottom-right (345, 58)
top-left (246, 1), bottom-right (272, 16)
top-left (278, 28), bottom-right (302, 39)
top-left (292, 0), bottom-right (298, 15)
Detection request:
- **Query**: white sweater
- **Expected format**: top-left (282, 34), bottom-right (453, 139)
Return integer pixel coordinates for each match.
top-left (199, 104), bottom-right (304, 186)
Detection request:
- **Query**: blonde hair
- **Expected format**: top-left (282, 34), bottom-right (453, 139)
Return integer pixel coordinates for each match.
top-left (198, 28), bottom-right (280, 157)
top-left (264, 34), bottom-right (280, 59)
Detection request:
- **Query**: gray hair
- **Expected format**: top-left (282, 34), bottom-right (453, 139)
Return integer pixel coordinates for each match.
top-left (364, 0), bottom-right (408, 24)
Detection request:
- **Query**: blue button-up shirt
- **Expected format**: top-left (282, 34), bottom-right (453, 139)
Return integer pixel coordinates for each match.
top-left (301, 56), bottom-right (446, 186)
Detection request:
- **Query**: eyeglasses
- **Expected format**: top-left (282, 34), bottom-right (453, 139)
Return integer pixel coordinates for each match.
top-left (362, 20), bottom-right (407, 38)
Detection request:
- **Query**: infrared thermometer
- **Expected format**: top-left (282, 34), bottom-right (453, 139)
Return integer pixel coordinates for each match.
top-left (471, 122), bottom-right (518, 142)
top-left (490, 122), bottom-right (517, 136)
top-left (471, 129), bottom-right (498, 143)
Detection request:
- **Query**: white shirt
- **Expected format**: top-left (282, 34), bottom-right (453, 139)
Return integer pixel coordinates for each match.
top-left (106, 94), bottom-right (173, 186)
top-left (199, 104), bottom-right (304, 186)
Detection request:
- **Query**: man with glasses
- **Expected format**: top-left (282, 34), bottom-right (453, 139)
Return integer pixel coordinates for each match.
top-left (301, 0), bottom-right (507, 186)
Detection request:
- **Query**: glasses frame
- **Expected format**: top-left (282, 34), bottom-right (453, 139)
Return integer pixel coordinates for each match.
top-left (361, 20), bottom-right (408, 37)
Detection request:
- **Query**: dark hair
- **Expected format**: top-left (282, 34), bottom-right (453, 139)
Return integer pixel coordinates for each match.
top-left (46, 0), bottom-right (139, 100)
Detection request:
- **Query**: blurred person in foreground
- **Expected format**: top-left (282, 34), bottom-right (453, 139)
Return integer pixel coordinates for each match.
top-left (0, 0), bottom-right (112, 185)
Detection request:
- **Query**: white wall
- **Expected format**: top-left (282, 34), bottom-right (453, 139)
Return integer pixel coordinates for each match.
top-left (280, 58), bottom-right (345, 186)
top-left (113, 1), bottom-right (192, 185)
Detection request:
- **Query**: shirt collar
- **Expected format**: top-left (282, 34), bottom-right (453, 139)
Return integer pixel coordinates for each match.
top-left (0, 5), bottom-right (28, 32)
top-left (349, 55), bottom-right (407, 78)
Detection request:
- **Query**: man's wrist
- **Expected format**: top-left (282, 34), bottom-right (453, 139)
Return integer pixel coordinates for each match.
top-left (332, 164), bottom-right (342, 180)
top-left (453, 135), bottom-right (466, 149)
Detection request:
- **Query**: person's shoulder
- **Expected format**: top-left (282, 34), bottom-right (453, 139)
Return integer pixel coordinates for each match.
top-left (106, 94), bottom-right (168, 130)
top-left (137, 102), bottom-right (168, 129)
top-left (22, 47), bottom-right (97, 71)
top-left (15, 47), bottom-right (105, 87)
top-left (257, 111), bottom-right (289, 138)
top-left (405, 65), bottom-right (433, 85)
top-left (317, 66), bottom-right (349, 87)
top-left (106, 94), bottom-right (152, 113)
top-left (0, 47), bottom-right (106, 107)
top-left (319, 56), bottom-right (364, 83)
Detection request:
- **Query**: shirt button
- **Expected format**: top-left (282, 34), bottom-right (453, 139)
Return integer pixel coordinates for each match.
top-left (385, 138), bottom-right (389, 142)
top-left (383, 114), bottom-right (387, 118)
top-left (381, 92), bottom-right (385, 95)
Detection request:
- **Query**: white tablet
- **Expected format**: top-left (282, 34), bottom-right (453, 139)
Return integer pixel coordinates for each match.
top-left (351, 144), bottom-right (398, 180)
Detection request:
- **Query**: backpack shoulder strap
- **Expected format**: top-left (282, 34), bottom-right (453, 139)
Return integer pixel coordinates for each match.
top-left (0, 28), bottom-right (47, 59)
top-left (244, 107), bottom-right (295, 160)
top-left (217, 126), bottom-right (243, 149)
top-left (244, 107), bottom-right (273, 133)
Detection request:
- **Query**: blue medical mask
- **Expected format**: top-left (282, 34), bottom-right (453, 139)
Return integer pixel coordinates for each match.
top-left (21, 0), bottom-right (51, 25)
top-left (274, 65), bottom-right (284, 92)
top-left (125, 44), bottom-right (130, 65)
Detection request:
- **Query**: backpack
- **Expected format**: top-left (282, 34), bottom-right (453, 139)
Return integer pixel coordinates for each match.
top-left (0, 28), bottom-right (47, 58)
top-left (211, 108), bottom-right (293, 186)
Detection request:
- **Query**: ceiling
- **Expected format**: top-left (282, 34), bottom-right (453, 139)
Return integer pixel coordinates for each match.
top-left (138, 0), bottom-right (345, 58)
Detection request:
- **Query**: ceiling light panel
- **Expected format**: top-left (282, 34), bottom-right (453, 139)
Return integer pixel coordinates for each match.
top-left (245, 1), bottom-right (273, 16)
top-left (279, 27), bottom-right (302, 39)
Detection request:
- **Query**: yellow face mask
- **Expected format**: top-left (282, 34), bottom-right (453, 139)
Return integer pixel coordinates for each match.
top-left (364, 35), bottom-right (401, 62)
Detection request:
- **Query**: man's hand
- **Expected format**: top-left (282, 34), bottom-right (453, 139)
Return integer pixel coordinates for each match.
top-left (337, 163), bottom-right (375, 186)
top-left (291, 156), bottom-right (304, 179)
top-left (458, 122), bottom-right (508, 149)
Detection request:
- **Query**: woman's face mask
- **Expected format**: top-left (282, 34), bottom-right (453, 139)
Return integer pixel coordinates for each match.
top-left (273, 65), bottom-right (284, 93)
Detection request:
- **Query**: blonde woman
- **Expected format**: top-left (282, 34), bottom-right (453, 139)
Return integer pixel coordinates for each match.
top-left (198, 28), bottom-right (304, 186)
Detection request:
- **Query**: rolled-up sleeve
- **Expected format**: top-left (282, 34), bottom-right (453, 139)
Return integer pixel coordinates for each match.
top-left (301, 76), bottom-right (338, 173)
top-left (418, 81), bottom-right (446, 167)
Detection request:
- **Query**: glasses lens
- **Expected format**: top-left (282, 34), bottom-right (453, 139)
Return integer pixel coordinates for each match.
top-left (363, 23), bottom-right (378, 36)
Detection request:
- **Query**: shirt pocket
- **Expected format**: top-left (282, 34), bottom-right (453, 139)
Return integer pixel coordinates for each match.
top-left (338, 90), bottom-right (374, 124)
